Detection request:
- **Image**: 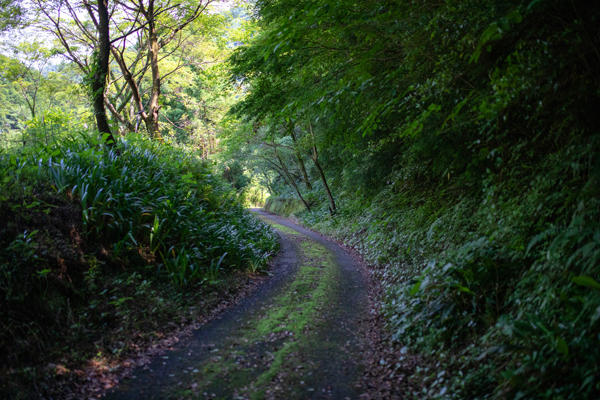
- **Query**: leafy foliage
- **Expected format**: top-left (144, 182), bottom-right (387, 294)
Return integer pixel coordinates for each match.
top-left (42, 134), bottom-right (276, 286)
top-left (232, 0), bottom-right (600, 397)
top-left (0, 133), bottom-right (277, 397)
top-left (1, 0), bottom-right (600, 397)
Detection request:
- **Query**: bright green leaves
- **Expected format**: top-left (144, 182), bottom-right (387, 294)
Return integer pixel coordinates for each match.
top-left (0, 0), bottom-right (24, 31)
top-left (230, 0), bottom-right (600, 399)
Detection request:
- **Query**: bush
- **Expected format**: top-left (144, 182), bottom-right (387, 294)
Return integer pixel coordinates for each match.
top-left (293, 136), bottom-right (600, 398)
top-left (43, 134), bottom-right (278, 286)
top-left (0, 133), bottom-right (278, 397)
top-left (264, 194), bottom-right (306, 217)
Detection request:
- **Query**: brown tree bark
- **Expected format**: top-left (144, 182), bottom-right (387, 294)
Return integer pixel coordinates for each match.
top-left (37, 0), bottom-right (127, 138)
top-left (38, 0), bottom-right (213, 138)
top-left (260, 169), bottom-right (276, 195)
top-left (144, 0), bottom-right (161, 138)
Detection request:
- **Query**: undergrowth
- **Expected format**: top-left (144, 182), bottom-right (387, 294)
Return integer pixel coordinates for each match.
top-left (264, 194), bottom-right (306, 217)
top-left (287, 134), bottom-right (600, 399)
top-left (262, 131), bottom-right (600, 398)
top-left (255, 0), bottom-right (600, 397)
top-left (0, 133), bottom-right (278, 398)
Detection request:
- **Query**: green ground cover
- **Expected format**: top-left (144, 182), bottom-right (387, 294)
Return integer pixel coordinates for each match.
top-left (0, 133), bottom-right (278, 398)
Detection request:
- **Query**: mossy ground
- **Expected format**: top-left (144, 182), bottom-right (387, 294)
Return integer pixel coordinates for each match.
top-left (255, 219), bottom-right (302, 237)
top-left (167, 220), bottom-right (342, 399)
top-left (105, 211), bottom-right (366, 400)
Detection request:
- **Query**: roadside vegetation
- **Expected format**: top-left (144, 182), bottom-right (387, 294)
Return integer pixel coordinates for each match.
top-left (230, 0), bottom-right (600, 398)
top-left (0, 3), bottom-right (277, 397)
top-left (1, 0), bottom-right (599, 398)
top-left (0, 131), bottom-right (277, 398)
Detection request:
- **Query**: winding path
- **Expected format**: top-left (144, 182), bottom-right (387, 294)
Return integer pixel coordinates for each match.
top-left (105, 209), bottom-right (369, 399)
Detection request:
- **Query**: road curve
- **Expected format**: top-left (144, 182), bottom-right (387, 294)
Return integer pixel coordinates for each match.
top-left (105, 209), bottom-right (369, 399)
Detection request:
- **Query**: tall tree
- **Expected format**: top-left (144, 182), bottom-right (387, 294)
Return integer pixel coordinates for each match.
top-left (90, 0), bottom-right (115, 142)
top-left (2, 42), bottom-right (55, 119)
top-left (35, 0), bottom-right (217, 137)
top-left (270, 139), bottom-right (311, 211)
top-left (106, 0), bottom-right (217, 137)
top-left (307, 120), bottom-right (335, 214)
top-left (288, 120), bottom-right (312, 190)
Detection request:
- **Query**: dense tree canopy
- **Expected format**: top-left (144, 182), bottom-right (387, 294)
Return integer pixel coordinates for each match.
top-left (230, 0), bottom-right (600, 195)
top-left (226, 0), bottom-right (600, 398)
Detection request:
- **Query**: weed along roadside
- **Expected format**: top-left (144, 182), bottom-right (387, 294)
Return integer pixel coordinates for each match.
top-left (105, 209), bottom-right (369, 399)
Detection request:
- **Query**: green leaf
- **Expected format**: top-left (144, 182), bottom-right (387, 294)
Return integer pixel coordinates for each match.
top-left (556, 337), bottom-right (568, 358)
top-left (456, 284), bottom-right (474, 295)
top-left (572, 275), bottom-right (600, 290)
top-left (409, 279), bottom-right (421, 296)
top-left (36, 268), bottom-right (52, 278)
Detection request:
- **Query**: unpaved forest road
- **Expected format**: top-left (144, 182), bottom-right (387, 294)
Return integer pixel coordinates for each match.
top-left (105, 209), bottom-right (369, 399)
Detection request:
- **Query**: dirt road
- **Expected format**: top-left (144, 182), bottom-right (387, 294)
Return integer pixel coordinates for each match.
top-left (105, 210), bottom-right (368, 399)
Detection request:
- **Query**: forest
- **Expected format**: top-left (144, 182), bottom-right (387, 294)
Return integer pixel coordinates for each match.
top-left (1, 0), bottom-right (599, 399)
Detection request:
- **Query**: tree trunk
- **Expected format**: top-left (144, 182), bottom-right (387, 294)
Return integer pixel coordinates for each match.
top-left (289, 122), bottom-right (312, 190)
top-left (308, 121), bottom-right (336, 215)
top-left (145, 0), bottom-right (161, 138)
top-left (261, 170), bottom-right (275, 195)
top-left (93, 0), bottom-right (115, 145)
top-left (24, 96), bottom-right (35, 119)
top-left (105, 98), bottom-right (135, 132)
top-left (273, 143), bottom-right (311, 212)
